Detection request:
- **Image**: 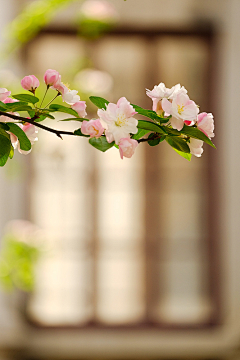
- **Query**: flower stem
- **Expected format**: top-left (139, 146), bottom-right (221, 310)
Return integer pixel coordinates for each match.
top-left (43, 92), bottom-right (60, 109)
top-left (40, 86), bottom-right (49, 108)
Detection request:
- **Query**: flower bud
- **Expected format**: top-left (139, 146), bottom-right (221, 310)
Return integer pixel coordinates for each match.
top-left (71, 101), bottom-right (87, 118)
top-left (44, 69), bottom-right (60, 87)
top-left (0, 88), bottom-right (11, 102)
top-left (119, 137), bottom-right (138, 159)
top-left (21, 75), bottom-right (40, 92)
top-left (81, 119), bottom-right (104, 138)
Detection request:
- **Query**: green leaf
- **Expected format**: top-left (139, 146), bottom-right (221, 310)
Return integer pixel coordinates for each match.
top-left (0, 132), bottom-right (11, 166)
top-left (163, 127), bottom-right (182, 136)
top-left (74, 128), bottom-right (90, 137)
top-left (12, 94), bottom-right (39, 104)
top-left (89, 136), bottom-right (114, 152)
top-left (131, 104), bottom-right (160, 121)
top-left (89, 96), bottom-right (109, 110)
top-left (60, 117), bottom-right (87, 122)
top-left (137, 120), bottom-right (166, 134)
top-left (33, 115), bottom-right (47, 122)
top-left (0, 101), bottom-right (7, 111)
top-left (44, 113), bottom-right (55, 119)
top-left (49, 104), bottom-right (78, 117)
top-left (132, 128), bottom-right (149, 140)
top-left (9, 146), bottom-right (14, 159)
top-left (7, 123), bottom-right (31, 151)
top-left (173, 149), bottom-right (192, 161)
top-left (166, 136), bottom-right (190, 153)
top-left (0, 123), bottom-right (10, 132)
top-left (4, 102), bottom-right (32, 112)
top-left (28, 110), bottom-right (36, 118)
top-left (148, 134), bottom-right (166, 146)
top-left (181, 125), bottom-right (216, 148)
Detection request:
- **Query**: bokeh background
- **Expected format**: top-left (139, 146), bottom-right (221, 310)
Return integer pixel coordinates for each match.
top-left (0, 0), bottom-right (239, 359)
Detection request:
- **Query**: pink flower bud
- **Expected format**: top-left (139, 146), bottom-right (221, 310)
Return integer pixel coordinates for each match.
top-left (21, 75), bottom-right (40, 92)
top-left (81, 119), bottom-right (104, 138)
top-left (196, 112), bottom-right (214, 139)
top-left (51, 76), bottom-right (66, 94)
top-left (44, 69), bottom-right (60, 86)
top-left (188, 138), bottom-right (204, 157)
top-left (118, 137), bottom-right (138, 159)
top-left (0, 88), bottom-right (11, 102)
top-left (71, 101), bottom-right (87, 118)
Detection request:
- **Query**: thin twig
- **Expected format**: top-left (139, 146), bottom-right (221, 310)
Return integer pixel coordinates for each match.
top-left (40, 86), bottom-right (49, 108)
top-left (0, 111), bottom-right (77, 139)
top-left (42, 93), bottom-right (59, 109)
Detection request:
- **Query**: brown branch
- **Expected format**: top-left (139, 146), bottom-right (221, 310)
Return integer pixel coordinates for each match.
top-left (0, 111), bottom-right (77, 139)
top-left (137, 135), bottom-right (163, 143)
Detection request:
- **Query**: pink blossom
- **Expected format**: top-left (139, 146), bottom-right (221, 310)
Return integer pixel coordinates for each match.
top-left (162, 92), bottom-right (199, 131)
top-left (196, 112), bottom-right (214, 139)
top-left (44, 69), bottom-right (60, 87)
top-left (51, 76), bottom-right (66, 94)
top-left (62, 88), bottom-right (80, 105)
top-left (97, 97), bottom-right (138, 145)
top-left (119, 137), bottom-right (138, 159)
top-left (81, 119), bottom-right (104, 138)
top-left (10, 123), bottom-right (38, 155)
top-left (71, 101), bottom-right (87, 118)
top-left (51, 77), bottom-right (80, 104)
top-left (188, 138), bottom-right (204, 157)
top-left (0, 111), bottom-right (18, 123)
top-left (146, 83), bottom-right (187, 114)
top-left (21, 75), bottom-right (40, 92)
top-left (3, 98), bottom-right (18, 104)
top-left (0, 88), bottom-right (11, 102)
top-left (80, 0), bottom-right (118, 21)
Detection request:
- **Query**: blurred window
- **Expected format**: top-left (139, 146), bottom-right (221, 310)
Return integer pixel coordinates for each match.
top-left (25, 29), bottom-right (218, 328)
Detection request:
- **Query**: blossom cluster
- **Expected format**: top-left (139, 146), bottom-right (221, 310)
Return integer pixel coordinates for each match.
top-left (0, 70), bottom-right (215, 167)
top-left (146, 83), bottom-right (214, 157)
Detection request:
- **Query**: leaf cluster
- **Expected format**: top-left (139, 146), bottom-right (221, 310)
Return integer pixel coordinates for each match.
top-left (0, 94), bottom-right (86, 166)
top-left (86, 96), bottom-right (216, 161)
top-left (0, 236), bottom-right (40, 292)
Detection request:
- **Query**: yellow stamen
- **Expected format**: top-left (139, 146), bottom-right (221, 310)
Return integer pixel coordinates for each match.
top-left (115, 114), bottom-right (126, 127)
top-left (63, 82), bottom-right (70, 90)
top-left (177, 104), bottom-right (185, 115)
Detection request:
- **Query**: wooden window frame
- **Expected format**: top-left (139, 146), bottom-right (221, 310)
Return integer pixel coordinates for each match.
top-left (23, 24), bottom-right (221, 331)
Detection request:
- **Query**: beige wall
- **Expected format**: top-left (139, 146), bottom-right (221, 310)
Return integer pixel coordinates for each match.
top-left (1, 0), bottom-right (240, 359)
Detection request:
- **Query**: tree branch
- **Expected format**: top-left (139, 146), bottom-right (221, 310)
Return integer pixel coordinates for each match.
top-left (0, 111), bottom-right (77, 139)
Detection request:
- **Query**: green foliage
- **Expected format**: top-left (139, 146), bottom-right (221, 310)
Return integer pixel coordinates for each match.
top-left (0, 130), bottom-right (12, 167)
top-left (131, 104), bottom-right (161, 122)
top-left (173, 149), bottom-right (192, 161)
top-left (74, 128), bottom-right (89, 137)
top-left (0, 101), bottom-right (7, 111)
top-left (60, 117), bottom-right (87, 122)
top-left (49, 104), bottom-right (79, 117)
top-left (148, 133), bottom-right (166, 146)
top-left (132, 129), bottom-right (149, 140)
top-left (180, 125), bottom-right (216, 148)
top-left (166, 136), bottom-right (190, 153)
top-left (78, 18), bottom-right (114, 40)
top-left (137, 120), bottom-right (166, 134)
top-left (0, 237), bottom-right (39, 292)
top-left (89, 96), bottom-right (109, 110)
top-left (12, 94), bottom-right (39, 104)
top-left (3, 0), bottom-right (79, 58)
top-left (89, 136), bottom-right (114, 152)
top-left (6, 123), bottom-right (32, 151)
top-left (4, 102), bottom-right (33, 112)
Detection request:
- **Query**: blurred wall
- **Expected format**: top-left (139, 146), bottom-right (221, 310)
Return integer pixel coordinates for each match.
top-left (0, 0), bottom-right (240, 359)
